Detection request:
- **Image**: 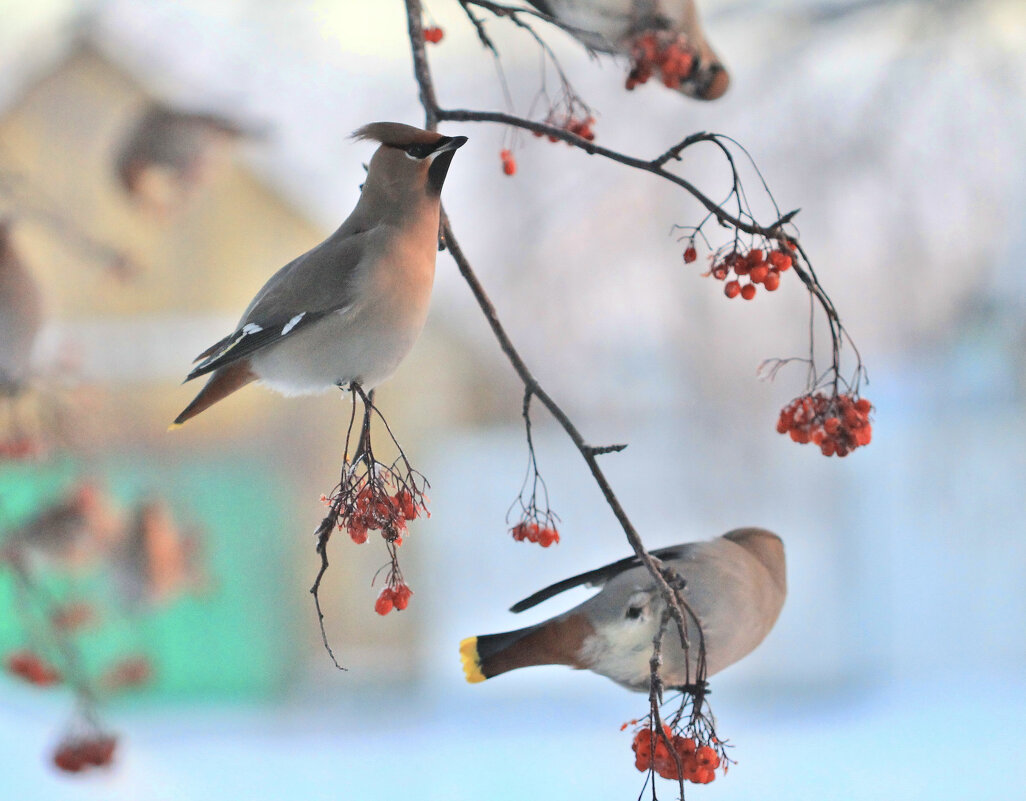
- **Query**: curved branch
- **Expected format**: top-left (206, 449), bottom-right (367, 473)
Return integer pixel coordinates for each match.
top-left (405, 0), bottom-right (689, 641)
top-left (433, 107), bottom-right (852, 385)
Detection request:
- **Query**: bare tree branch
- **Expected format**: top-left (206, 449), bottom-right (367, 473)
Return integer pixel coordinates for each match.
top-left (405, 0), bottom-right (691, 645)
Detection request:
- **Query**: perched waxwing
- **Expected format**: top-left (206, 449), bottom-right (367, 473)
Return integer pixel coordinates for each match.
top-left (0, 220), bottom-right (43, 396)
top-left (3, 484), bottom-right (124, 570)
top-left (527, 0), bottom-right (730, 100)
top-left (115, 103), bottom-right (258, 214)
top-left (461, 528), bottom-right (785, 691)
top-left (172, 122), bottom-right (467, 427)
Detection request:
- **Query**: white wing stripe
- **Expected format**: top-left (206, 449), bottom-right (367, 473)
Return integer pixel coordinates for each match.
top-left (281, 313), bottom-right (305, 335)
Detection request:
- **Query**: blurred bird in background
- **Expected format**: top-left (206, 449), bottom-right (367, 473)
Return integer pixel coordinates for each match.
top-left (461, 528), bottom-right (785, 691)
top-left (110, 499), bottom-right (204, 609)
top-left (526, 0), bottom-right (730, 99)
top-left (172, 122), bottom-right (468, 427)
top-left (1, 483), bottom-right (123, 571)
top-left (0, 219), bottom-right (43, 398)
top-left (114, 103), bottom-right (260, 217)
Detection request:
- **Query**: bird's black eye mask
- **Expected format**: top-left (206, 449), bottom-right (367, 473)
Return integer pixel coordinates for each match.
top-left (403, 142), bottom-right (436, 160)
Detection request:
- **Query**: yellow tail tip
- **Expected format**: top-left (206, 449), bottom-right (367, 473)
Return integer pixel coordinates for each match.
top-left (459, 637), bottom-right (485, 684)
top-left (167, 422), bottom-right (184, 432)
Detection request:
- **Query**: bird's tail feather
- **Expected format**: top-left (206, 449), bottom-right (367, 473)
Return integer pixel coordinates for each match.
top-left (460, 614), bottom-right (592, 684)
top-left (460, 626), bottom-right (539, 683)
top-left (171, 361), bottom-right (255, 428)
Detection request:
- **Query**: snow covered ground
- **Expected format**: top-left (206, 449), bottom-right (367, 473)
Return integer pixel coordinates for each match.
top-left (2, 671), bottom-right (1022, 800)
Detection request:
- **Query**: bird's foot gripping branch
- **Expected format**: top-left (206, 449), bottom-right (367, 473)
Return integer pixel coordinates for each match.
top-left (310, 384), bottom-right (429, 668)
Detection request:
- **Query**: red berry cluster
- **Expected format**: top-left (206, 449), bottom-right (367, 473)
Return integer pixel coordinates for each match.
top-left (375, 582), bottom-right (413, 616)
top-left (51, 602), bottom-right (96, 632)
top-left (510, 522), bottom-right (559, 548)
top-left (632, 726), bottom-right (721, 784)
top-left (500, 149), bottom-right (516, 176)
top-left (777, 392), bottom-right (873, 456)
top-left (701, 244), bottom-right (793, 301)
top-left (100, 656), bottom-right (152, 691)
top-left (534, 115), bottom-right (596, 143)
top-left (0, 436), bottom-right (42, 461)
top-left (626, 33), bottom-right (696, 90)
top-left (52, 735), bottom-right (117, 773)
top-left (423, 26), bottom-right (444, 44)
top-left (5, 650), bottom-right (61, 686)
top-left (332, 486), bottom-right (425, 546)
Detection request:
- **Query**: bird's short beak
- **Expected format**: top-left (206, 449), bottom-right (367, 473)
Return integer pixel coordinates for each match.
top-left (433, 135), bottom-right (468, 155)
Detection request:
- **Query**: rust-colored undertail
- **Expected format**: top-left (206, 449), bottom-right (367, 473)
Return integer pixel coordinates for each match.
top-left (171, 360), bottom-right (256, 428)
top-left (461, 613), bottom-right (594, 682)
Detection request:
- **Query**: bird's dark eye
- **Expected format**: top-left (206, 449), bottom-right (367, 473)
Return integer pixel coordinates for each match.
top-left (625, 606), bottom-right (644, 620)
top-left (405, 143), bottom-right (434, 159)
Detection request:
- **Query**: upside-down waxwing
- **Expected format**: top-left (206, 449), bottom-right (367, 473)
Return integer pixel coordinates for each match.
top-left (527, 0), bottom-right (730, 100)
top-left (115, 103), bottom-right (259, 214)
top-left (3, 484), bottom-right (124, 570)
top-left (460, 528), bottom-right (785, 691)
top-left (0, 220), bottom-right (43, 396)
top-left (171, 122), bottom-right (467, 427)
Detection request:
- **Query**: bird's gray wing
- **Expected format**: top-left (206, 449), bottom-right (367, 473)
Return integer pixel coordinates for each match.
top-left (509, 542), bottom-right (692, 613)
top-left (522, 0), bottom-right (624, 52)
top-left (185, 309), bottom-right (334, 380)
top-left (185, 229), bottom-right (369, 381)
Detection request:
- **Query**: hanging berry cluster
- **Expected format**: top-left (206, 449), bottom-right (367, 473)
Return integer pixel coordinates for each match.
top-left (691, 242), bottom-right (793, 300)
top-left (324, 479), bottom-right (426, 548)
top-left (500, 148), bottom-right (516, 176)
top-left (52, 734), bottom-right (117, 773)
top-left (777, 392), bottom-right (873, 457)
top-left (629, 724), bottom-right (726, 785)
top-left (626, 32), bottom-right (697, 90)
top-left (99, 656), bottom-right (152, 691)
top-left (423, 26), bottom-right (444, 44)
top-left (375, 581), bottom-right (413, 616)
top-left (320, 450), bottom-right (428, 615)
top-left (508, 392), bottom-right (561, 547)
top-left (510, 521), bottom-right (559, 547)
top-left (0, 435), bottom-right (43, 461)
top-left (5, 650), bottom-right (61, 686)
top-left (533, 114), bottom-right (596, 143)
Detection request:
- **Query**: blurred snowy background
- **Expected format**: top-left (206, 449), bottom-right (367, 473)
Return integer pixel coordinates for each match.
top-left (0, 0), bottom-right (1024, 798)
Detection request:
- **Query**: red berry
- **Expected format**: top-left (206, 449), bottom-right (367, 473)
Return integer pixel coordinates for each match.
top-left (500, 149), bottom-right (516, 176)
top-left (696, 745), bottom-right (720, 768)
top-left (79, 736), bottom-right (117, 767)
top-left (374, 591), bottom-right (394, 616)
top-left (855, 398), bottom-right (872, 414)
top-left (724, 280), bottom-right (741, 299)
top-left (683, 246), bottom-right (697, 263)
top-left (53, 746), bottom-right (85, 773)
top-left (348, 520), bottom-right (368, 544)
top-left (392, 583), bottom-right (413, 611)
top-left (764, 270), bottom-right (781, 291)
top-left (769, 250), bottom-right (792, 270)
top-left (740, 283), bottom-right (757, 300)
top-left (395, 490), bottom-right (419, 521)
top-left (749, 264), bottom-right (769, 284)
